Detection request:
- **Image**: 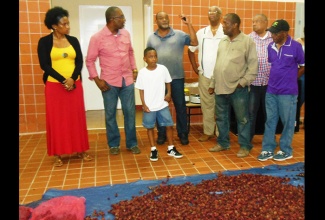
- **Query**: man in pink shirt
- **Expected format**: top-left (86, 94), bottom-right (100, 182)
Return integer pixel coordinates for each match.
top-left (86, 6), bottom-right (140, 155)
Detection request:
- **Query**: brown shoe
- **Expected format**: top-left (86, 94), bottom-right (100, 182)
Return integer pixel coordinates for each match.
top-left (128, 146), bottom-right (141, 154)
top-left (209, 144), bottom-right (229, 152)
top-left (198, 134), bottom-right (214, 142)
top-left (237, 148), bottom-right (250, 158)
top-left (110, 147), bottom-right (120, 155)
top-left (77, 152), bottom-right (93, 161)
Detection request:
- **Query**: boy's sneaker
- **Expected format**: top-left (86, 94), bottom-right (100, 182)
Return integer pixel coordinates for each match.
top-left (167, 147), bottom-right (183, 158)
top-left (150, 149), bottom-right (158, 162)
top-left (273, 151), bottom-right (293, 161)
top-left (257, 151), bottom-right (274, 161)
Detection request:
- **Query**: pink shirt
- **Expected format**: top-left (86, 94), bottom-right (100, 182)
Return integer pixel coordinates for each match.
top-left (86, 26), bottom-right (137, 87)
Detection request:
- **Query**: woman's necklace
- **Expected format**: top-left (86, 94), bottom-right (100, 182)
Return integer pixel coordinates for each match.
top-left (53, 33), bottom-right (70, 58)
top-left (53, 33), bottom-right (70, 49)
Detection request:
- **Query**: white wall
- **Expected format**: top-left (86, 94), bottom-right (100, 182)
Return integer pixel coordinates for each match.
top-left (294, 2), bottom-right (305, 39)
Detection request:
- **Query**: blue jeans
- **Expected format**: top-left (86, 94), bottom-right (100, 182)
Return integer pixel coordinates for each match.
top-left (102, 78), bottom-right (137, 149)
top-left (262, 93), bottom-right (297, 155)
top-left (215, 87), bottom-right (252, 150)
top-left (157, 78), bottom-right (188, 137)
top-left (248, 85), bottom-right (267, 141)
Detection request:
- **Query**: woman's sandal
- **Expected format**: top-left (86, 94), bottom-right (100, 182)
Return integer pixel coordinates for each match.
top-left (77, 152), bottom-right (93, 161)
top-left (54, 156), bottom-right (63, 167)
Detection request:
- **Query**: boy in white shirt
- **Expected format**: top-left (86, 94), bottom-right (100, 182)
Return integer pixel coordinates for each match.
top-left (135, 47), bottom-right (183, 161)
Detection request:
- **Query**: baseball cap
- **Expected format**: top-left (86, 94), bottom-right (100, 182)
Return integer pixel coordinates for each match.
top-left (266, 19), bottom-right (290, 33)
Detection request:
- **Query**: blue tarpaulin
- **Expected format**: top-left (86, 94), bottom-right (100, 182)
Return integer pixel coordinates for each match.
top-left (23, 162), bottom-right (304, 219)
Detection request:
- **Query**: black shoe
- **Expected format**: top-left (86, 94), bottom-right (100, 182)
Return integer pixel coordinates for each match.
top-left (167, 147), bottom-right (183, 158)
top-left (179, 133), bottom-right (189, 145)
top-left (150, 149), bottom-right (158, 161)
top-left (156, 135), bottom-right (166, 145)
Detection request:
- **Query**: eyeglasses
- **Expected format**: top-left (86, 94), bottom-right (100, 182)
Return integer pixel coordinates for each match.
top-left (112, 15), bottom-right (125, 20)
top-left (208, 11), bottom-right (220, 15)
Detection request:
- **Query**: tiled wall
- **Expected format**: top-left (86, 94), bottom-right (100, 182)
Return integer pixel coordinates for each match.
top-left (19, 0), bottom-right (51, 134)
top-left (19, 0), bottom-right (297, 134)
top-left (152, 0), bottom-right (296, 80)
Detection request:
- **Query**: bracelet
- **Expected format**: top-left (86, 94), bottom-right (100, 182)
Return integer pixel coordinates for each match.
top-left (133, 69), bottom-right (138, 73)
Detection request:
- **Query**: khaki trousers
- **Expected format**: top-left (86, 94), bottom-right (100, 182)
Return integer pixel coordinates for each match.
top-left (198, 74), bottom-right (219, 136)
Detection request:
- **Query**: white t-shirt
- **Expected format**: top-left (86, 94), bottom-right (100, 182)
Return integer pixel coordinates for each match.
top-left (135, 64), bottom-right (172, 111)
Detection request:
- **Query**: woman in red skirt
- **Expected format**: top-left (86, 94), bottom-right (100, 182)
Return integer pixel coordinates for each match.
top-left (37, 6), bottom-right (92, 166)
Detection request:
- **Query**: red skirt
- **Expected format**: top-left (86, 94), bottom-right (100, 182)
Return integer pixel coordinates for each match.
top-left (45, 80), bottom-right (90, 156)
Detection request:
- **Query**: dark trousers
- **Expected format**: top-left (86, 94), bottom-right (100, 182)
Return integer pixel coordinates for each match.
top-left (295, 75), bottom-right (305, 132)
top-left (157, 78), bottom-right (188, 137)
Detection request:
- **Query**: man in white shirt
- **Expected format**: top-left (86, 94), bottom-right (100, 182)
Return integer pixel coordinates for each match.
top-left (188, 6), bottom-right (225, 142)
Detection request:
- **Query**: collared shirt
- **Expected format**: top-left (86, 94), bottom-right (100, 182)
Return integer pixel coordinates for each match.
top-left (248, 31), bottom-right (273, 86)
top-left (267, 35), bottom-right (305, 95)
top-left (86, 26), bottom-right (137, 87)
top-left (210, 32), bottom-right (258, 94)
top-left (188, 25), bottom-right (225, 79)
top-left (146, 27), bottom-right (191, 79)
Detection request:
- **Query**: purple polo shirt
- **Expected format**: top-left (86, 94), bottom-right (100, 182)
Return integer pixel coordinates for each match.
top-left (267, 35), bottom-right (305, 95)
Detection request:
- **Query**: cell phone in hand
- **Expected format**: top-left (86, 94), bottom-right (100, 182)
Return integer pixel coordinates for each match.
top-left (182, 17), bottom-right (186, 21)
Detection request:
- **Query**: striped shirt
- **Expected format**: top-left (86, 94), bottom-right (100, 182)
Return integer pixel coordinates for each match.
top-left (248, 31), bottom-right (273, 86)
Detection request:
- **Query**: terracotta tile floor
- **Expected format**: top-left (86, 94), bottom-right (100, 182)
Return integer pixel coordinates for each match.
top-left (19, 109), bottom-right (305, 205)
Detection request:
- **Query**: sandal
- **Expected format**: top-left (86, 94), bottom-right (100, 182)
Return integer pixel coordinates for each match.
top-left (77, 152), bottom-right (93, 161)
top-left (54, 156), bottom-right (63, 167)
